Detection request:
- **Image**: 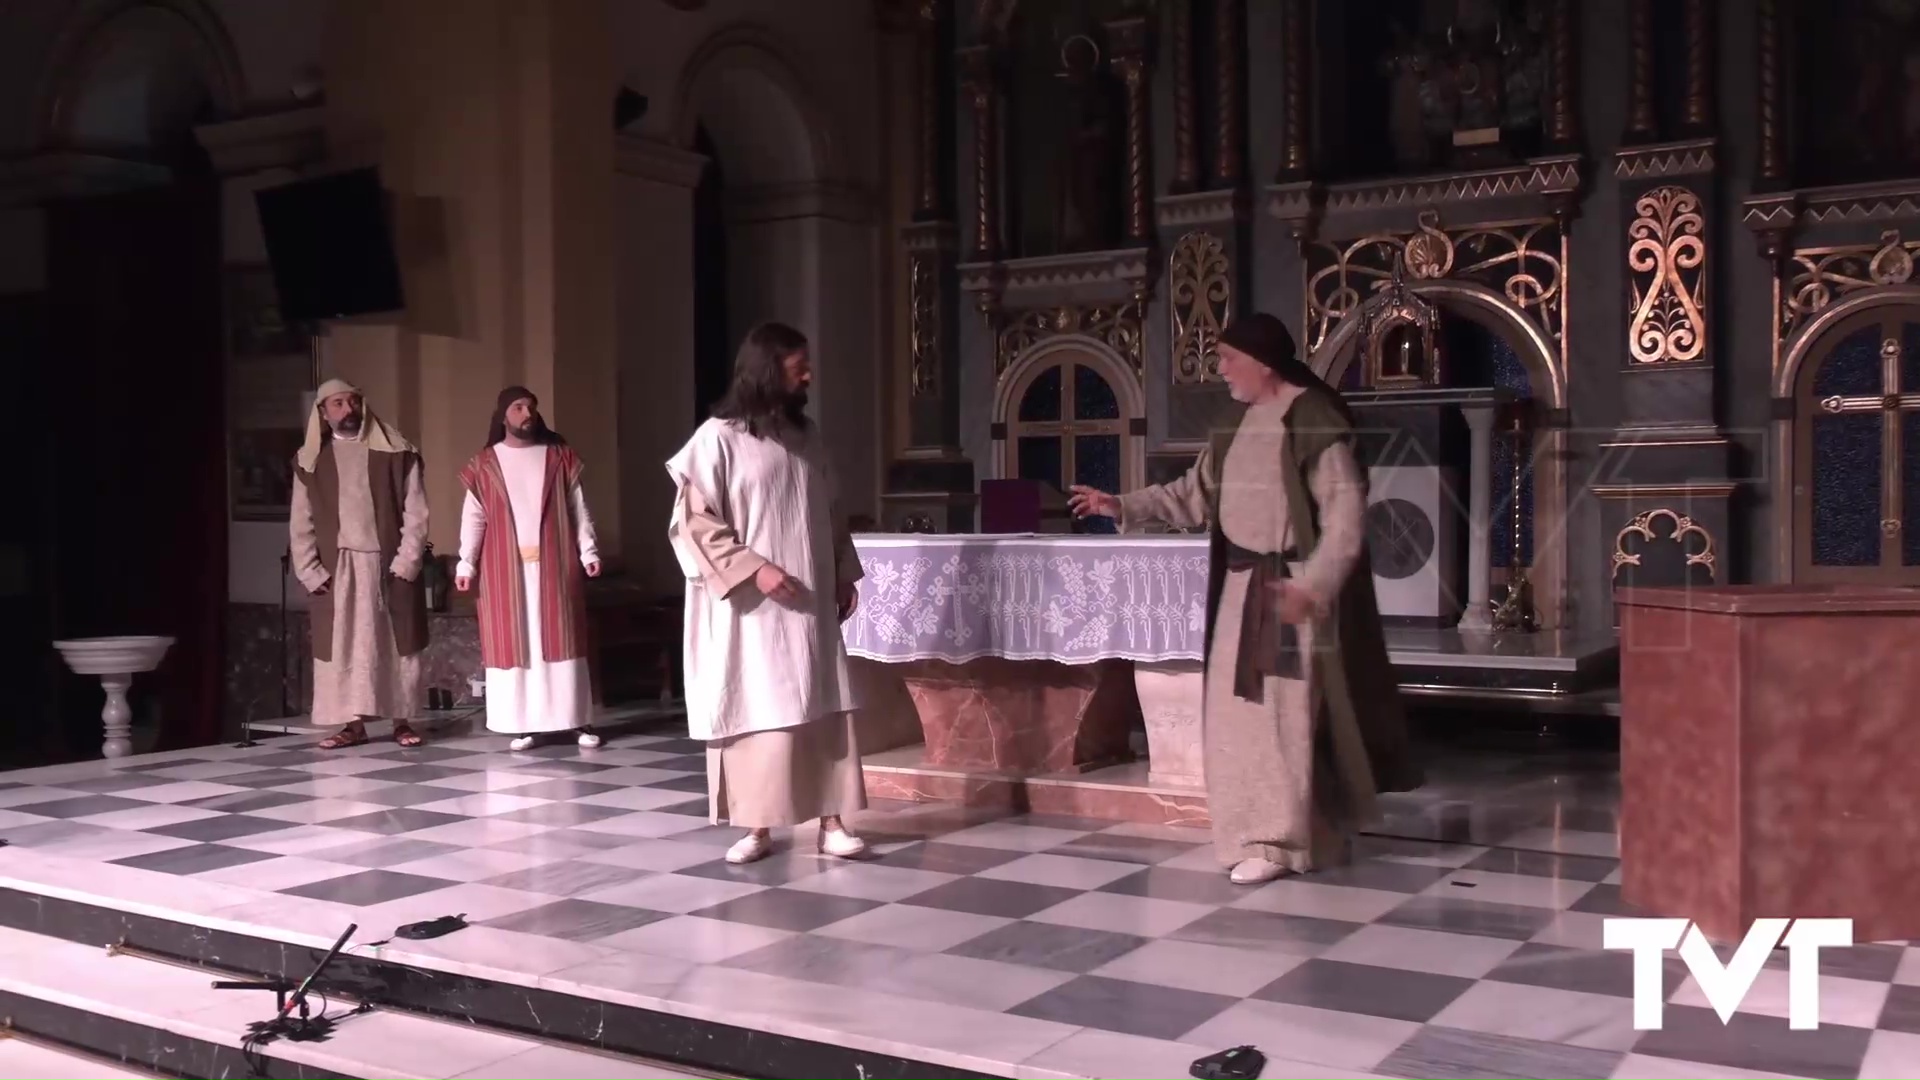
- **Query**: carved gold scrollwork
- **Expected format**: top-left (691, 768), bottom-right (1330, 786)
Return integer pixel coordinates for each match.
top-left (1305, 208), bottom-right (1562, 352)
top-left (909, 254), bottom-right (939, 397)
top-left (1611, 508), bottom-right (1717, 582)
top-left (1781, 229), bottom-right (1920, 339)
top-left (1168, 230), bottom-right (1230, 384)
top-left (1626, 186), bottom-right (1708, 364)
top-left (995, 302), bottom-right (1145, 384)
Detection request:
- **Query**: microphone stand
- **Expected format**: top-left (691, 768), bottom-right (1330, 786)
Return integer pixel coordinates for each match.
top-left (215, 922), bottom-right (357, 1042)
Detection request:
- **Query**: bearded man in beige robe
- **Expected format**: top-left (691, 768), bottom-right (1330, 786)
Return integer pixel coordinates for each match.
top-left (290, 379), bottom-right (431, 749)
top-left (1071, 313), bottom-right (1420, 884)
top-left (667, 321), bottom-right (868, 867)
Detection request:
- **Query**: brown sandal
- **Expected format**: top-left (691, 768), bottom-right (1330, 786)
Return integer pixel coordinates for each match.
top-left (392, 723), bottom-right (424, 748)
top-left (318, 726), bottom-right (370, 750)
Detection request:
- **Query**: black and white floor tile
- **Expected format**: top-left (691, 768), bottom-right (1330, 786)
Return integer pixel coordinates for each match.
top-left (0, 726), bottom-right (1915, 1079)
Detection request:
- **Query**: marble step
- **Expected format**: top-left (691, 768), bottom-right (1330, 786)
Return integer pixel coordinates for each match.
top-left (0, 1035), bottom-right (166, 1079)
top-left (0, 924), bottom-right (707, 1079)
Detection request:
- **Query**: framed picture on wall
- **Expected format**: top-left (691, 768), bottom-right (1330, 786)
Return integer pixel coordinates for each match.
top-left (227, 265), bottom-right (304, 359)
top-left (225, 265), bottom-right (311, 522)
top-left (230, 428), bottom-right (303, 521)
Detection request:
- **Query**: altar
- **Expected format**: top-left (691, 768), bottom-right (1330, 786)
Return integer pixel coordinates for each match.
top-left (845, 532), bottom-right (1616, 822)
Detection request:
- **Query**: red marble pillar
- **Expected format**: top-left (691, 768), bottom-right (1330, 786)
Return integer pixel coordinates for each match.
top-left (1617, 585), bottom-right (1920, 945)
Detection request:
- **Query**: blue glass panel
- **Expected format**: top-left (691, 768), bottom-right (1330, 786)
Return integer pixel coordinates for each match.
top-left (1017, 436), bottom-right (1063, 490)
top-left (1017, 365), bottom-right (1063, 422)
top-left (1489, 335), bottom-right (1532, 396)
top-left (1810, 412), bottom-right (1884, 566)
top-left (1905, 411), bottom-right (1920, 566)
top-left (1073, 434), bottom-right (1120, 534)
top-left (1072, 365), bottom-right (1120, 420)
top-left (1812, 326), bottom-right (1884, 398)
top-left (1904, 321), bottom-right (1920, 396)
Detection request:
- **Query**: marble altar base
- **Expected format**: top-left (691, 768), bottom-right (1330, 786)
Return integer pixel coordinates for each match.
top-left (893, 657), bottom-right (1137, 773)
top-left (863, 744), bottom-right (1211, 828)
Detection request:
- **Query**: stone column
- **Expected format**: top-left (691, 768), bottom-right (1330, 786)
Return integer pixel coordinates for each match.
top-left (613, 136), bottom-right (706, 592)
top-left (1605, 0), bottom-right (1733, 601)
top-left (885, 0), bottom-right (974, 532)
top-left (319, 0), bottom-right (619, 560)
top-left (1106, 17), bottom-right (1153, 247)
top-left (1460, 403), bottom-right (1496, 631)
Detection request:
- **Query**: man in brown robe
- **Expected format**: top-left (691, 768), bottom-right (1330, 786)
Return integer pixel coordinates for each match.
top-left (290, 378), bottom-right (430, 749)
top-left (1071, 313), bottom-right (1420, 883)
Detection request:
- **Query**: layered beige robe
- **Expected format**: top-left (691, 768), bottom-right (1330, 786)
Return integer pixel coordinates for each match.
top-left (1118, 395), bottom-right (1372, 871)
top-left (666, 418), bottom-right (866, 827)
top-left (290, 436), bottom-right (429, 726)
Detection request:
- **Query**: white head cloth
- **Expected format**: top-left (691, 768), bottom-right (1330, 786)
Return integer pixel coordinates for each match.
top-left (296, 377), bottom-right (416, 473)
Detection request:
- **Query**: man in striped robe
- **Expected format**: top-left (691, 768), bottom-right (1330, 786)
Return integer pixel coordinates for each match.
top-left (455, 387), bottom-right (603, 751)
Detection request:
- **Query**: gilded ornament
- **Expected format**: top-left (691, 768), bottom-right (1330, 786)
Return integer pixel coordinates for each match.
top-left (1611, 508), bottom-right (1717, 582)
top-left (1781, 230), bottom-right (1920, 339)
top-left (1168, 230), bottom-right (1231, 384)
top-left (993, 303), bottom-right (1144, 384)
top-left (1403, 210), bottom-right (1454, 279)
top-left (1304, 215), bottom-right (1562, 354)
top-left (1626, 186), bottom-right (1708, 364)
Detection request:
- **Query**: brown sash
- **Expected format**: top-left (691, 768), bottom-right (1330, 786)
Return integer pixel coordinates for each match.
top-left (1226, 540), bottom-right (1301, 700)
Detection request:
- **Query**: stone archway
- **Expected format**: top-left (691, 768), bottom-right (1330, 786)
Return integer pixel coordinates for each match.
top-left (1310, 281), bottom-right (1570, 629)
top-left (667, 24), bottom-right (881, 517)
top-left (33, 0), bottom-right (244, 157)
top-left (1770, 283), bottom-right (1920, 582)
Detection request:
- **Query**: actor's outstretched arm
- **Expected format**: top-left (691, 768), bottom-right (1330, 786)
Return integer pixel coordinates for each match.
top-left (1114, 445), bottom-right (1217, 532)
top-left (1295, 440), bottom-right (1366, 608)
top-left (289, 474), bottom-right (330, 593)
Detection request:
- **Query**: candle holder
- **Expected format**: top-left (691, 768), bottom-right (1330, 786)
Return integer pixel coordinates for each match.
top-left (1490, 411), bottom-right (1537, 633)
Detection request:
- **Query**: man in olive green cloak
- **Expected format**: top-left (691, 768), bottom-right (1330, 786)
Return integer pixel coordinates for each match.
top-left (1071, 312), bottom-right (1420, 884)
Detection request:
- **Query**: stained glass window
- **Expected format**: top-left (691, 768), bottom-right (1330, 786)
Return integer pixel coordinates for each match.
top-left (1799, 315), bottom-right (1920, 580)
top-left (1003, 356), bottom-right (1133, 531)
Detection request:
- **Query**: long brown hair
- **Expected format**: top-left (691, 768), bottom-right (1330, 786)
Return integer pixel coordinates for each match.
top-left (711, 321), bottom-right (810, 439)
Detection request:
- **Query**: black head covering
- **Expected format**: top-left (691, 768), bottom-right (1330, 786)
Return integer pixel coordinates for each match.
top-left (1218, 312), bottom-right (1353, 423)
top-left (485, 385), bottom-right (566, 447)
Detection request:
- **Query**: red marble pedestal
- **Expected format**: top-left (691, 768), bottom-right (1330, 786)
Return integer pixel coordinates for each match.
top-left (1617, 585), bottom-right (1920, 944)
top-left (894, 657), bottom-right (1138, 773)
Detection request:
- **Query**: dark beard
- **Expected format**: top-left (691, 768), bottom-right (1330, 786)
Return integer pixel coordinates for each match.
top-left (783, 392), bottom-right (809, 426)
top-left (333, 415), bottom-right (363, 437)
top-left (508, 421), bottom-right (536, 441)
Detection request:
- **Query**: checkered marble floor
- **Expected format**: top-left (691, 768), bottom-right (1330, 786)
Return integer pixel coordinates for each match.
top-left (1, 725), bottom-right (1917, 1080)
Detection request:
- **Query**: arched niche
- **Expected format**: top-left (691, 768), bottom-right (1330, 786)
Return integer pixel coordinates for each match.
top-left (1771, 284), bottom-right (1920, 583)
top-left (668, 26), bottom-right (839, 188)
top-left (34, 0), bottom-right (244, 158)
top-left (664, 23), bottom-right (879, 514)
top-left (992, 336), bottom-right (1145, 530)
top-left (1310, 280), bottom-right (1570, 629)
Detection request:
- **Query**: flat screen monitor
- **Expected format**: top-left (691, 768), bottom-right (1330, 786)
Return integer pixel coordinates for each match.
top-left (255, 167), bottom-right (405, 322)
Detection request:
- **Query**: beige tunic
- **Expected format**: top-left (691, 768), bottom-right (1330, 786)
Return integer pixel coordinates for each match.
top-left (289, 436), bottom-right (428, 726)
top-left (1118, 394), bottom-right (1369, 870)
top-left (667, 420), bottom-right (866, 828)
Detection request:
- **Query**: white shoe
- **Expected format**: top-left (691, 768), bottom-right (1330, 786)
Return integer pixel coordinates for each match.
top-left (508, 736), bottom-right (536, 752)
top-left (1229, 857), bottom-right (1288, 885)
top-left (577, 730), bottom-right (602, 749)
top-left (726, 833), bottom-right (772, 864)
top-left (817, 824), bottom-right (868, 859)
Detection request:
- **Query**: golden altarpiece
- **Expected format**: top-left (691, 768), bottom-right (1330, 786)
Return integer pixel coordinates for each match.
top-left (877, 0), bottom-right (1920, 691)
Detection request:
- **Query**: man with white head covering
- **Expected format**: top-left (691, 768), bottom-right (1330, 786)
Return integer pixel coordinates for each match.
top-left (290, 378), bottom-right (432, 749)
